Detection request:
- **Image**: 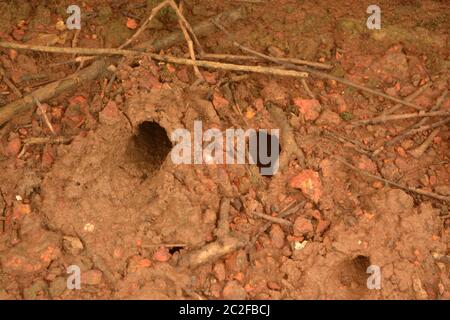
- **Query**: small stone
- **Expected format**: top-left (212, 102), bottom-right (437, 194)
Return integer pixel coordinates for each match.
top-left (315, 219), bottom-right (331, 235)
top-left (81, 270), bottom-right (103, 286)
top-left (49, 276), bottom-right (67, 298)
top-left (83, 223), bottom-right (95, 233)
top-left (293, 217), bottom-right (313, 237)
top-left (63, 236), bottom-right (84, 256)
top-left (55, 20), bottom-right (66, 31)
top-left (222, 280), bottom-right (247, 300)
top-left (212, 92), bottom-right (229, 109)
top-left (293, 98), bottom-right (321, 121)
top-left (231, 198), bottom-right (243, 212)
top-left (6, 138), bottom-right (21, 157)
top-left (99, 100), bottom-right (120, 125)
top-left (293, 240), bottom-right (308, 251)
top-left (126, 18), bottom-right (138, 30)
top-left (203, 209), bottom-right (217, 225)
top-left (269, 224), bottom-right (285, 249)
top-left (290, 169), bottom-right (323, 203)
top-left (316, 110), bottom-right (342, 126)
top-left (153, 246), bottom-right (171, 262)
top-left (127, 255), bottom-right (152, 273)
top-left (396, 146), bottom-right (407, 157)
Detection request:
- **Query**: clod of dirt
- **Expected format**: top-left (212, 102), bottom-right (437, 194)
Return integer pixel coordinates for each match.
top-left (293, 98), bottom-right (322, 121)
top-left (293, 217), bottom-right (313, 237)
top-left (290, 169), bottom-right (323, 203)
top-left (62, 236), bottom-right (84, 256)
top-left (82, 270), bottom-right (103, 286)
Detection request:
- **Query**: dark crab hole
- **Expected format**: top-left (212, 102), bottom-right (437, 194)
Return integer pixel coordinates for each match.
top-left (127, 121), bottom-right (172, 177)
top-left (338, 255), bottom-right (372, 288)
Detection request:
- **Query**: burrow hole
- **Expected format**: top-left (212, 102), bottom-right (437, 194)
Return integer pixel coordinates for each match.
top-left (337, 255), bottom-right (372, 292)
top-left (127, 121), bottom-right (172, 178)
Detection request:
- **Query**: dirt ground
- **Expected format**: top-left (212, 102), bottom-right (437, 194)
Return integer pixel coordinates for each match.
top-left (0, 0), bottom-right (449, 300)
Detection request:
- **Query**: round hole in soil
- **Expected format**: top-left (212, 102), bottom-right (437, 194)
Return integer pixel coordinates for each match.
top-left (338, 255), bottom-right (371, 288)
top-left (126, 121), bottom-right (172, 177)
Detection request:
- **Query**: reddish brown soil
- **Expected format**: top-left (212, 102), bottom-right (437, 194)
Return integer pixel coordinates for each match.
top-left (0, 0), bottom-right (449, 300)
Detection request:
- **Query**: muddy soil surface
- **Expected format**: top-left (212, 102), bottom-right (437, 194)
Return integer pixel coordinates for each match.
top-left (0, 0), bottom-right (449, 299)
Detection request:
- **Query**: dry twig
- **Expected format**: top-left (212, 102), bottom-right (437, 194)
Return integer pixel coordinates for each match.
top-left (0, 42), bottom-right (309, 79)
top-left (373, 90), bottom-right (449, 156)
top-left (32, 95), bottom-right (56, 135)
top-left (251, 211), bottom-right (293, 227)
top-left (0, 66), bottom-right (22, 97)
top-left (327, 152), bottom-right (450, 203)
top-left (177, 197), bottom-right (245, 269)
top-left (408, 128), bottom-right (441, 158)
top-left (175, 0), bottom-right (203, 80)
top-left (352, 110), bottom-right (450, 127)
top-left (213, 21), bottom-right (422, 110)
top-left (200, 53), bottom-right (333, 70)
top-left (0, 7), bottom-right (247, 126)
top-left (119, 0), bottom-right (170, 49)
top-left (381, 82), bottom-right (431, 116)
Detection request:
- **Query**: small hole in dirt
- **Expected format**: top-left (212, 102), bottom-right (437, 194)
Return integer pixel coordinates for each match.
top-left (254, 131), bottom-right (281, 177)
top-left (126, 121), bottom-right (172, 176)
top-left (168, 246), bottom-right (184, 255)
top-left (352, 255), bottom-right (371, 272)
top-left (338, 255), bottom-right (371, 289)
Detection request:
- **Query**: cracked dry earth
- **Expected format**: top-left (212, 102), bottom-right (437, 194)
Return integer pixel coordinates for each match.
top-left (0, 0), bottom-right (449, 300)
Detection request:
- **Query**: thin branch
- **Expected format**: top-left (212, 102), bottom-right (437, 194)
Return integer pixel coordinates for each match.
top-left (168, 0), bottom-right (204, 54)
top-left (32, 95), bottom-right (56, 135)
top-left (176, 0), bottom-right (203, 80)
top-left (200, 53), bottom-right (333, 70)
top-left (0, 66), bottom-right (22, 97)
top-left (0, 42), bottom-right (309, 78)
top-left (213, 21), bottom-right (423, 111)
top-left (119, 0), bottom-right (170, 49)
top-left (408, 128), bottom-right (441, 158)
top-left (373, 90), bottom-right (449, 155)
top-left (381, 82), bottom-right (431, 116)
top-left (327, 152), bottom-right (450, 203)
top-left (352, 110), bottom-right (450, 127)
top-left (251, 211), bottom-right (293, 227)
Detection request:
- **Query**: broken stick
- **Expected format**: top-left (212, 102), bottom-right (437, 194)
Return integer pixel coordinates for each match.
top-left (178, 197), bottom-right (245, 269)
top-left (213, 21), bottom-right (422, 111)
top-left (0, 7), bottom-right (247, 127)
top-left (327, 152), bottom-right (450, 203)
top-left (0, 43), bottom-right (309, 79)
